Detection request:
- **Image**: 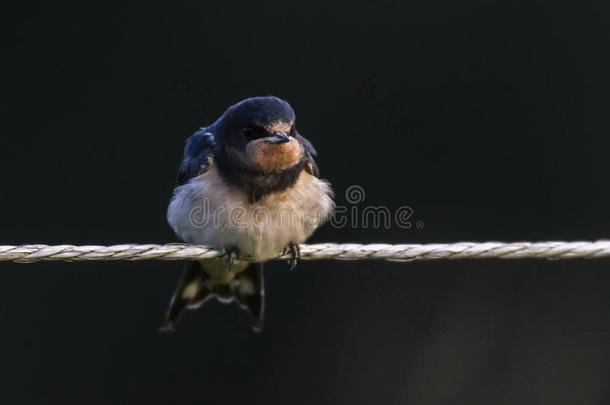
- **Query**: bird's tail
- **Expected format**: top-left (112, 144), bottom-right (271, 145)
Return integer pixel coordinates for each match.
top-left (160, 261), bottom-right (265, 333)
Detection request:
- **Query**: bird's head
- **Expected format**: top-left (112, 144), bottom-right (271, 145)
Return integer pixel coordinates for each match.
top-left (214, 96), bottom-right (304, 173)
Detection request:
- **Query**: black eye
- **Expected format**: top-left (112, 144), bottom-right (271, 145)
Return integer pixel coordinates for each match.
top-left (242, 125), bottom-right (266, 141)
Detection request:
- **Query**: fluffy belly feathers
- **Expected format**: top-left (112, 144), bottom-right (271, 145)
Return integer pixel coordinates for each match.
top-left (167, 166), bottom-right (333, 262)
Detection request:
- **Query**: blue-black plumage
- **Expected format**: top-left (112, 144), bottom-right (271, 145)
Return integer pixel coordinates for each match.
top-left (161, 96), bottom-right (334, 332)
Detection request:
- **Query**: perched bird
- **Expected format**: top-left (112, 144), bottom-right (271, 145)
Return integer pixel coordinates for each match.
top-left (161, 96), bottom-right (334, 332)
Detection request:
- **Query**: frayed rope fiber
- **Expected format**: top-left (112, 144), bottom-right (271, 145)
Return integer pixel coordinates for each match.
top-left (1, 241), bottom-right (610, 263)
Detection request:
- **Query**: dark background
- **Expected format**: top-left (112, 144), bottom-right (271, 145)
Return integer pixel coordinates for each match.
top-left (2, 0), bottom-right (610, 403)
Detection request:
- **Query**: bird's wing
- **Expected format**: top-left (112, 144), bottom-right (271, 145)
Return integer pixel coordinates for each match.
top-left (295, 133), bottom-right (320, 178)
top-left (177, 128), bottom-right (216, 186)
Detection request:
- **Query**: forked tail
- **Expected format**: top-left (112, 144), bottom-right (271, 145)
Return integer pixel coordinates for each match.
top-left (160, 261), bottom-right (265, 333)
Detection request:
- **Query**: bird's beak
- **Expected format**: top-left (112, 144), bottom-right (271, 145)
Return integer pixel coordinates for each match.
top-left (267, 133), bottom-right (291, 143)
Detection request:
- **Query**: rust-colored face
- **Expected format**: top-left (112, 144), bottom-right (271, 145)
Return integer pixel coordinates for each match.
top-left (262, 121), bottom-right (292, 135)
top-left (245, 136), bottom-right (303, 172)
top-left (224, 119), bottom-right (304, 173)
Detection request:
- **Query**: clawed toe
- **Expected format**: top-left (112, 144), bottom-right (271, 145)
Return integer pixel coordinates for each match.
top-left (284, 242), bottom-right (300, 271)
top-left (224, 247), bottom-right (240, 270)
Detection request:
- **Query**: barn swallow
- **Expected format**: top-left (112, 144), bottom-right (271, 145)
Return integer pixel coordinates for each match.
top-left (161, 96), bottom-right (334, 332)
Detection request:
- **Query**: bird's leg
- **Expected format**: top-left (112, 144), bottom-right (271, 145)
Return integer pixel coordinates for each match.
top-left (282, 242), bottom-right (300, 271)
top-left (224, 246), bottom-right (240, 270)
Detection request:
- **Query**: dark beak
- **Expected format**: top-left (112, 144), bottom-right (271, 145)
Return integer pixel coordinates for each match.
top-left (270, 133), bottom-right (291, 143)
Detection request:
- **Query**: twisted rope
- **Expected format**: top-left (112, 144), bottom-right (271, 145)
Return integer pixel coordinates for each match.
top-left (1, 241), bottom-right (610, 263)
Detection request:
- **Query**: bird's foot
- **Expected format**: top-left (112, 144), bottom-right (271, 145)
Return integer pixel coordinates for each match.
top-left (224, 247), bottom-right (240, 270)
top-left (282, 242), bottom-right (300, 271)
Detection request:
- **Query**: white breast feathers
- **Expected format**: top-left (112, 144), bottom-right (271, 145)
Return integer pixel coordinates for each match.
top-left (167, 165), bottom-right (334, 262)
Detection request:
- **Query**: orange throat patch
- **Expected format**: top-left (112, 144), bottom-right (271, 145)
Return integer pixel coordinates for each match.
top-left (246, 138), bottom-right (303, 172)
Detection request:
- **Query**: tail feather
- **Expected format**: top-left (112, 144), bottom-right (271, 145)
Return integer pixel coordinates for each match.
top-left (235, 263), bottom-right (265, 332)
top-left (160, 261), bottom-right (212, 332)
top-left (160, 261), bottom-right (265, 333)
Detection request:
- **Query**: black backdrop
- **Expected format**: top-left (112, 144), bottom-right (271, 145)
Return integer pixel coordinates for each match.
top-left (2, 0), bottom-right (610, 404)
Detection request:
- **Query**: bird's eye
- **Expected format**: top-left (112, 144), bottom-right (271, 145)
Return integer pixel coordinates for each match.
top-left (242, 126), bottom-right (266, 141)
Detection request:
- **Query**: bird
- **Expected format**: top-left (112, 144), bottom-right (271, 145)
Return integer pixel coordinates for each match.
top-left (160, 96), bottom-right (334, 332)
